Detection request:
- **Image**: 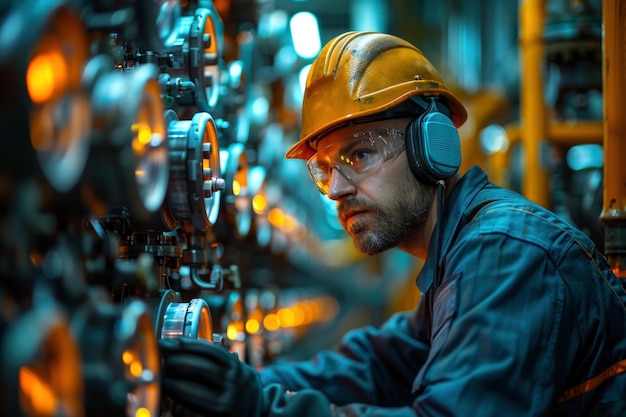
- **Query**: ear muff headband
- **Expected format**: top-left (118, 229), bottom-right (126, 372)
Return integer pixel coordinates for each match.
top-left (405, 97), bottom-right (461, 184)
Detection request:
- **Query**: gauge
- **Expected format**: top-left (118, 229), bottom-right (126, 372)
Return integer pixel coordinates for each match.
top-left (166, 111), bottom-right (224, 232)
top-left (133, 70), bottom-right (169, 213)
top-left (86, 64), bottom-right (169, 221)
top-left (166, 4), bottom-right (224, 112)
top-left (72, 294), bottom-right (160, 417)
top-left (28, 6), bottom-right (91, 193)
top-left (0, 1), bottom-right (91, 193)
top-left (187, 2), bottom-right (224, 110)
top-left (152, 289), bottom-right (181, 338)
top-left (1, 302), bottom-right (83, 417)
top-left (160, 298), bottom-right (214, 341)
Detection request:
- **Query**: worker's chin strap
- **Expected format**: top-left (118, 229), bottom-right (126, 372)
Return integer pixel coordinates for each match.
top-left (435, 179), bottom-right (446, 284)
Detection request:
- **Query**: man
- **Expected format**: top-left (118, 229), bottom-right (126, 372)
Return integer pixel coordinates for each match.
top-left (159, 31), bottom-right (626, 416)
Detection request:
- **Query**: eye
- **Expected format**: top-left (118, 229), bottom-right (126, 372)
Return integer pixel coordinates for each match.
top-left (344, 142), bottom-right (380, 173)
top-left (353, 149), bottom-right (371, 162)
top-left (349, 149), bottom-right (373, 170)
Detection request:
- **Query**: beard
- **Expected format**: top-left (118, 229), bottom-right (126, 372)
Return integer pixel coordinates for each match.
top-left (337, 181), bottom-right (435, 255)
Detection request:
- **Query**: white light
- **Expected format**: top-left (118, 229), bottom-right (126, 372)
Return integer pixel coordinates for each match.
top-left (479, 124), bottom-right (509, 155)
top-left (289, 12), bottom-right (321, 59)
top-left (248, 166), bottom-right (267, 194)
top-left (566, 144), bottom-right (604, 171)
top-left (258, 10), bottom-right (288, 38)
top-left (252, 96), bottom-right (269, 120)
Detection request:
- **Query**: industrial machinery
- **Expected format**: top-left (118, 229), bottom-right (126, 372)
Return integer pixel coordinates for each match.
top-left (1, 0), bottom-right (624, 416)
top-left (0, 0), bottom-right (338, 416)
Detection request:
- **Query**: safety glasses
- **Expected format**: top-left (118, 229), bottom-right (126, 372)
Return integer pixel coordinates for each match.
top-left (306, 128), bottom-right (406, 195)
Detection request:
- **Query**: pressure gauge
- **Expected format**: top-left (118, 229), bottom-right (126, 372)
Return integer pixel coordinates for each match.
top-left (196, 4), bottom-right (223, 110)
top-left (166, 111), bottom-right (224, 232)
top-left (1, 302), bottom-right (83, 417)
top-left (28, 5), bottom-right (91, 193)
top-left (159, 298), bottom-right (214, 341)
top-left (164, 4), bottom-right (224, 112)
top-left (86, 63), bottom-right (169, 221)
top-left (0, 0), bottom-right (91, 193)
top-left (72, 294), bottom-right (160, 417)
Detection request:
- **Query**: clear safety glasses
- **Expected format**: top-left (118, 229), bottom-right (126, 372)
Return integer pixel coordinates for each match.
top-left (306, 128), bottom-right (406, 195)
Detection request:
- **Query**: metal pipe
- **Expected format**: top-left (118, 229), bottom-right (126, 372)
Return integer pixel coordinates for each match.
top-left (600, 0), bottom-right (626, 277)
top-left (519, 0), bottom-right (550, 207)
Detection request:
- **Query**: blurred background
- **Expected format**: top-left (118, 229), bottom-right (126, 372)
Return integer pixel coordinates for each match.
top-left (1, 0), bottom-right (624, 416)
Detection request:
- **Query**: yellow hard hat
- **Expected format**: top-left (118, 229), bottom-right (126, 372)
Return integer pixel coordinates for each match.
top-left (285, 31), bottom-right (468, 160)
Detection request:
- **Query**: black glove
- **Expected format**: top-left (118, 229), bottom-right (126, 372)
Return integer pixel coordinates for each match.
top-left (159, 337), bottom-right (262, 417)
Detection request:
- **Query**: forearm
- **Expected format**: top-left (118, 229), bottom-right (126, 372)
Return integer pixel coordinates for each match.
top-left (262, 384), bottom-right (420, 417)
top-left (261, 310), bottom-right (430, 406)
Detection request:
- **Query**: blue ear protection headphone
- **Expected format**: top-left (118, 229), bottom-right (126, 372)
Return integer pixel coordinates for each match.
top-left (405, 96), bottom-right (461, 184)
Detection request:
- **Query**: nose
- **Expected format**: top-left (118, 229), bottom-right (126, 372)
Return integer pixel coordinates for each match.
top-left (326, 167), bottom-right (356, 200)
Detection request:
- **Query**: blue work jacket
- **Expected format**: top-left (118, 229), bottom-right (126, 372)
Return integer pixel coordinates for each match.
top-left (259, 166), bottom-right (626, 416)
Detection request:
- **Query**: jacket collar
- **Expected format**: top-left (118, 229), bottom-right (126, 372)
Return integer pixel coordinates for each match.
top-left (415, 166), bottom-right (492, 293)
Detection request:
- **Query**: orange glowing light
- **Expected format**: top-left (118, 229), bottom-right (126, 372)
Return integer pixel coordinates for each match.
top-left (300, 302), bottom-right (314, 325)
top-left (129, 360), bottom-right (143, 378)
top-left (282, 215), bottom-right (296, 233)
top-left (136, 407), bottom-right (151, 417)
top-left (27, 51), bottom-right (68, 104)
top-left (131, 124), bottom-right (154, 155)
top-left (252, 195), bottom-right (267, 214)
top-left (277, 308), bottom-right (295, 327)
top-left (263, 313), bottom-right (280, 331)
top-left (122, 350), bottom-right (135, 365)
top-left (232, 180), bottom-right (241, 196)
top-left (291, 306), bottom-right (305, 326)
top-left (245, 319), bottom-right (260, 334)
top-left (268, 208), bottom-right (284, 228)
top-left (19, 366), bottom-right (57, 416)
top-left (122, 349), bottom-right (144, 378)
top-left (226, 323), bottom-right (238, 340)
top-left (138, 125), bottom-right (152, 145)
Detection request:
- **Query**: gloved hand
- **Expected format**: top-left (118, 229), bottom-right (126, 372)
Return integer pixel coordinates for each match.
top-left (159, 337), bottom-right (262, 417)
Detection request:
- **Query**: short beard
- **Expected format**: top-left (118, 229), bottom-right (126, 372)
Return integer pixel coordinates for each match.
top-left (342, 184), bottom-right (435, 255)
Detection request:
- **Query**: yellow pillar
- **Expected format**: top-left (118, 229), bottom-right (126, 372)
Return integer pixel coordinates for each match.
top-left (600, 0), bottom-right (626, 277)
top-left (519, 0), bottom-right (550, 207)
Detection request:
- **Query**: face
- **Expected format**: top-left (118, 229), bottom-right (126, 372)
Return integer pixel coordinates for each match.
top-left (308, 119), bottom-right (436, 255)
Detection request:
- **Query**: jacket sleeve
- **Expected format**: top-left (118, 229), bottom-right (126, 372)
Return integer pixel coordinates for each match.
top-left (261, 383), bottom-right (428, 417)
top-left (260, 302), bottom-right (431, 407)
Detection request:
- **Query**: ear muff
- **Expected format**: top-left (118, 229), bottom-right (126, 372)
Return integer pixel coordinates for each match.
top-left (405, 98), bottom-right (461, 184)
